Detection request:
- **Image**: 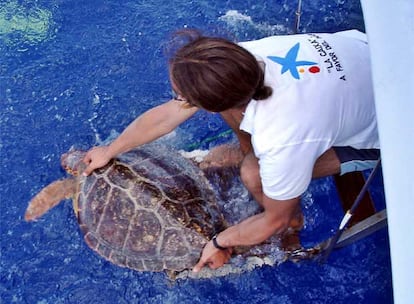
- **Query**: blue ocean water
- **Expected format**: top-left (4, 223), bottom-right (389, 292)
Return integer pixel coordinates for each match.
top-left (0, 0), bottom-right (392, 303)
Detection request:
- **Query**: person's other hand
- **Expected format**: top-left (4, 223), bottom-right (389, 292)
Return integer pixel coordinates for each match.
top-left (193, 240), bottom-right (232, 273)
top-left (82, 146), bottom-right (112, 176)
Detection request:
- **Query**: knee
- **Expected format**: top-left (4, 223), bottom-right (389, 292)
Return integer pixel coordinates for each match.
top-left (240, 156), bottom-right (261, 191)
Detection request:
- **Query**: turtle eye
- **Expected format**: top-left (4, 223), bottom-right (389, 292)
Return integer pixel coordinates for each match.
top-left (64, 166), bottom-right (78, 176)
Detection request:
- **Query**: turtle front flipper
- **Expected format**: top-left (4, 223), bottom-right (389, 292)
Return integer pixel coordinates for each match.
top-left (25, 178), bottom-right (76, 221)
top-left (198, 144), bottom-right (244, 169)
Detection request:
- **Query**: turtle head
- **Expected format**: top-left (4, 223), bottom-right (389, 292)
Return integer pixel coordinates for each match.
top-left (61, 149), bottom-right (87, 176)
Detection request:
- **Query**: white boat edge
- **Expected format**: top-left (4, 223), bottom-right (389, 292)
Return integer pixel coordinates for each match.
top-left (361, 1), bottom-right (414, 303)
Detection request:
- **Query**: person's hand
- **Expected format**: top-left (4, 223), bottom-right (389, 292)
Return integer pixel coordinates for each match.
top-left (193, 240), bottom-right (232, 273)
top-left (82, 146), bottom-right (113, 176)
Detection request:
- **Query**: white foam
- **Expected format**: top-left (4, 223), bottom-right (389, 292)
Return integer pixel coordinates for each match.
top-left (218, 10), bottom-right (289, 36)
top-left (179, 149), bottom-right (209, 163)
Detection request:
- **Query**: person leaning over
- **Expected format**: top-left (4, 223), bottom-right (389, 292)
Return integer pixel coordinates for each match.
top-left (82, 29), bottom-right (380, 272)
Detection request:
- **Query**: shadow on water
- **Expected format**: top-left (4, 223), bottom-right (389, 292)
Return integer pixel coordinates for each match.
top-left (1, 0), bottom-right (391, 303)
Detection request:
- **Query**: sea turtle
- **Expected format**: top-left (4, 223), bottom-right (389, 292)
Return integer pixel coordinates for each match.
top-left (25, 143), bottom-right (228, 277)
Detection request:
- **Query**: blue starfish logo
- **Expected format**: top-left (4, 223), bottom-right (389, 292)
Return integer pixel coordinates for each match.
top-left (268, 43), bottom-right (316, 79)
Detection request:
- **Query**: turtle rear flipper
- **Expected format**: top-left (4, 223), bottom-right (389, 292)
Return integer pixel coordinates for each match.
top-left (25, 178), bottom-right (76, 221)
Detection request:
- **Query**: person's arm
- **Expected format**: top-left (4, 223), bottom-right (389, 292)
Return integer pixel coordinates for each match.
top-left (220, 107), bottom-right (252, 155)
top-left (193, 195), bottom-right (300, 272)
top-left (83, 99), bottom-right (198, 175)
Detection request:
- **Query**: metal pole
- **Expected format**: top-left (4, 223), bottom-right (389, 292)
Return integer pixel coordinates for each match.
top-left (319, 158), bottom-right (382, 263)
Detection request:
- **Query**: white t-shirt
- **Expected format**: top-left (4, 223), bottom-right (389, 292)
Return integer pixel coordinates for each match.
top-left (239, 30), bottom-right (379, 200)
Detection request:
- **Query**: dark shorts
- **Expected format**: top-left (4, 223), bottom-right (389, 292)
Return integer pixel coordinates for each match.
top-left (333, 146), bottom-right (380, 175)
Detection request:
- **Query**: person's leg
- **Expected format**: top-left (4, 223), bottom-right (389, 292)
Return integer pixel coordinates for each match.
top-left (332, 146), bottom-right (380, 175)
top-left (312, 146), bottom-right (380, 178)
top-left (239, 152), bottom-right (263, 205)
top-left (240, 153), bottom-right (304, 249)
top-left (312, 148), bottom-right (341, 178)
top-left (241, 148), bottom-right (342, 195)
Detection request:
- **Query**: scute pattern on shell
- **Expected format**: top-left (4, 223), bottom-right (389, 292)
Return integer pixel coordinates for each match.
top-left (75, 144), bottom-right (227, 272)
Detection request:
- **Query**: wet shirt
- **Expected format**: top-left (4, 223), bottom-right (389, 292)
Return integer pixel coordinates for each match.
top-left (239, 30), bottom-right (379, 200)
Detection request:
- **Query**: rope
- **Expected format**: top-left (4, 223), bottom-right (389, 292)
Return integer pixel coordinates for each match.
top-left (185, 129), bottom-right (233, 150)
top-left (294, 0), bottom-right (303, 34)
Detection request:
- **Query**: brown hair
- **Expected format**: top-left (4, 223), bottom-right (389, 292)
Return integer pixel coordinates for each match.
top-left (169, 30), bottom-right (272, 112)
